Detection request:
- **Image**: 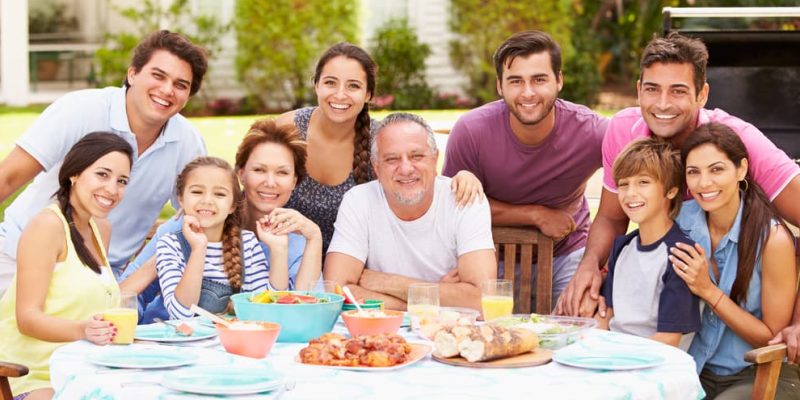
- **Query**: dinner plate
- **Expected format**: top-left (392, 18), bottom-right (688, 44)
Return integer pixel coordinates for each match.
top-left (134, 321), bottom-right (218, 342)
top-left (552, 352), bottom-right (665, 371)
top-left (297, 342), bottom-right (432, 371)
top-left (88, 347), bottom-right (198, 369)
top-left (161, 366), bottom-right (283, 395)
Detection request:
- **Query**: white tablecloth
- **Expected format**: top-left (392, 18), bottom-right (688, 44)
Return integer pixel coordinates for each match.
top-left (50, 324), bottom-right (704, 400)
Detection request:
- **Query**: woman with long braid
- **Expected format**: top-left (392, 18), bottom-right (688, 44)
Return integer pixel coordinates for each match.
top-left (277, 42), bottom-right (483, 254)
top-left (0, 132), bottom-right (133, 400)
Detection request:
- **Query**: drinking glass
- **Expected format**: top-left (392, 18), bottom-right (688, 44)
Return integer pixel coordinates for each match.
top-left (104, 291), bottom-right (138, 344)
top-left (298, 279), bottom-right (336, 294)
top-left (407, 283), bottom-right (440, 332)
top-left (481, 279), bottom-right (513, 321)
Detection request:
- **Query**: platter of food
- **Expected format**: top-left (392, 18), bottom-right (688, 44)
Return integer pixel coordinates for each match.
top-left (430, 324), bottom-right (550, 368)
top-left (296, 333), bottom-right (431, 371)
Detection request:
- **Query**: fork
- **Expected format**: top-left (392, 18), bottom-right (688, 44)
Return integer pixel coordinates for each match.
top-left (273, 379), bottom-right (296, 400)
top-left (153, 317), bottom-right (189, 336)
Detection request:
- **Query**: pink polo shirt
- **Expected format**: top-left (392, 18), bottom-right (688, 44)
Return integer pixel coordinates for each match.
top-left (602, 107), bottom-right (799, 201)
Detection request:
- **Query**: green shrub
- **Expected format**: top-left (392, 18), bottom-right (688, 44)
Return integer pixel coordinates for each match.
top-left (369, 18), bottom-right (433, 109)
top-left (448, 0), bottom-right (604, 106)
top-left (234, 0), bottom-right (359, 110)
top-left (94, 0), bottom-right (228, 90)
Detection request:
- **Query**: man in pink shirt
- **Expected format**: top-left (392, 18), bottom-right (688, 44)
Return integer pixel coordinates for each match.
top-left (558, 33), bottom-right (800, 362)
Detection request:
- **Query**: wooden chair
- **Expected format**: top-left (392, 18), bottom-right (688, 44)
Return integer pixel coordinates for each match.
top-left (491, 226), bottom-right (554, 314)
top-left (744, 344), bottom-right (787, 400)
top-left (0, 361), bottom-right (28, 400)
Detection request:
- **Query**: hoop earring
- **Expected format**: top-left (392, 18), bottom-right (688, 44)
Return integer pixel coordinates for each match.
top-left (741, 179), bottom-right (749, 192)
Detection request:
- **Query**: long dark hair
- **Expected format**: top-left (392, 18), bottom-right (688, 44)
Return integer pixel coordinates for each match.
top-left (54, 132), bottom-right (133, 273)
top-left (313, 42), bottom-right (376, 184)
top-left (175, 157), bottom-right (244, 291)
top-left (681, 122), bottom-right (787, 305)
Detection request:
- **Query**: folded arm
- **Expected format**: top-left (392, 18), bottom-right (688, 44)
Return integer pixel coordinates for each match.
top-left (324, 252), bottom-right (405, 310)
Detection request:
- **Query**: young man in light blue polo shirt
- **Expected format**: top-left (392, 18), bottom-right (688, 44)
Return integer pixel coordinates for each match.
top-left (0, 30), bottom-right (208, 293)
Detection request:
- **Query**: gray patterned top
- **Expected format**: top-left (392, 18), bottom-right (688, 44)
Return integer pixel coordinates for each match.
top-left (285, 107), bottom-right (378, 253)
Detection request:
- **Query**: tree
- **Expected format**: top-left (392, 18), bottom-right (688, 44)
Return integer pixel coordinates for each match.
top-left (369, 18), bottom-right (433, 109)
top-left (448, 0), bottom-right (590, 105)
top-left (94, 0), bottom-right (228, 93)
top-left (234, 0), bottom-right (359, 109)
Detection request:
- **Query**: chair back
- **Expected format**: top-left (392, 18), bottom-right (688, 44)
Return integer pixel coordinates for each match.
top-left (0, 361), bottom-right (28, 400)
top-left (491, 226), bottom-right (554, 314)
top-left (744, 344), bottom-right (787, 400)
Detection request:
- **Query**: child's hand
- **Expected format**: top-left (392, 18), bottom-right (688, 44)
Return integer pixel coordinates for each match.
top-left (267, 208), bottom-right (321, 240)
top-left (84, 314), bottom-right (115, 345)
top-left (255, 215), bottom-right (289, 249)
top-left (670, 242), bottom-right (715, 299)
top-left (182, 215), bottom-right (207, 250)
top-left (451, 170), bottom-right (484, 208)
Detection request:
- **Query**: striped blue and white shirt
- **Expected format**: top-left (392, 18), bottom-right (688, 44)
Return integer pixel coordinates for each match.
top-left (156, 230), bottom-right (269, 319)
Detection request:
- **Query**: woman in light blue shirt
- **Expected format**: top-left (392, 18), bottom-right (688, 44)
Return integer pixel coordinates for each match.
top-left (670, 122), bottom-right (799, 399)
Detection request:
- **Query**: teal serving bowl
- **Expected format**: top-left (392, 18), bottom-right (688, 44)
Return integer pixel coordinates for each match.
top-left (230, 292), bottom-right (344, 342)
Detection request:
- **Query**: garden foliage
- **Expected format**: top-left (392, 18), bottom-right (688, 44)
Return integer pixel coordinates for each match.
top-left (234, 0), bottom-right (359, 110)
top-left (369, 18), bottom-right (433, 110)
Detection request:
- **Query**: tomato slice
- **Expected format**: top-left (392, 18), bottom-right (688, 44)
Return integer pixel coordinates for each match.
top-left (294, 295), bottom-right (319, 304)
top-left (276, 294), bottom-right (298, 304)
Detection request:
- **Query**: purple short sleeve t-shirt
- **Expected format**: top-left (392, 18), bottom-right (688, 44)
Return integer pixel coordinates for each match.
top-left (442, 99), bottom-right (608, 257)
top-left (602, 107), bottom-right (800, 200)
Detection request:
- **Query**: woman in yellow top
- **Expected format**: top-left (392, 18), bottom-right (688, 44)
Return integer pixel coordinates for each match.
top-left (0, 132), bottom-right (134, 400)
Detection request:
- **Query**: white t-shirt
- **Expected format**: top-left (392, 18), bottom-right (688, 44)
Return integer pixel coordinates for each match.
top-left (328, 176), bottom-right (494, 282)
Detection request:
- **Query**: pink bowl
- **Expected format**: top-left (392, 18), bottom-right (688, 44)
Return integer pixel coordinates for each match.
top-left (341, 310), bottom-right (404, 337)
top-left (215, 321), bottom-right (281, 358)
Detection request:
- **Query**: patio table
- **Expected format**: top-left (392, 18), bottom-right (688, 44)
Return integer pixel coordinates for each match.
top-left (50, 322), bottom-right (704, 399)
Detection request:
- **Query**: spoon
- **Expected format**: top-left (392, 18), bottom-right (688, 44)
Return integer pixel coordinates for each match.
top-left (190, 304), bottom-right (232, 328)
top-left (341, 286), bottom-right (365, 315)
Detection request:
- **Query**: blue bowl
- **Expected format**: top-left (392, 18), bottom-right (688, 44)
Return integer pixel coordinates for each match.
top-left (231, 292), bottom-right (343, 342)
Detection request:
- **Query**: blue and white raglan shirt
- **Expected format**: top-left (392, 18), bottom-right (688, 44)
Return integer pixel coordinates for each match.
top-left (156, 229), bottom-right (269, 319)
top-left (601, 223), bottom-right (701, 337)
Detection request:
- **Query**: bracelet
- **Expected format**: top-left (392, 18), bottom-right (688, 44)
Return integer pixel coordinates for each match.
top-left (711, 291), bottom-right (725, 310)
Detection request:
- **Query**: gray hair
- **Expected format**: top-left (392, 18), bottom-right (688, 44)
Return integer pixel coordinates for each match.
top-left (370, 112), bottom-right (438, 162)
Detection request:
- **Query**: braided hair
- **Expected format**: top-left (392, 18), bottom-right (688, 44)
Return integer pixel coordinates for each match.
top-left (175, 157), bottom-right (244, 291)
top-left (313, 42), bottom-right (377, 184)
top-left (54, 132), bottom-right (133, 273)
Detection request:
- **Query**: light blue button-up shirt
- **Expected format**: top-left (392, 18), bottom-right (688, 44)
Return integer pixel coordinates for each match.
top-left (677, 197), bottom-right (764, 375)
top-left (0, 87), bottom-right (206, 273)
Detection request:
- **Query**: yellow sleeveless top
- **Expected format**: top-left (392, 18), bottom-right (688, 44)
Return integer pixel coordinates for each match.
top-left (0, 204), bottom-right (119, 395)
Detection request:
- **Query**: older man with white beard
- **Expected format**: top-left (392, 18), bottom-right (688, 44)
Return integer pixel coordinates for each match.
top-left (324, 113), bottom-right (496, 311)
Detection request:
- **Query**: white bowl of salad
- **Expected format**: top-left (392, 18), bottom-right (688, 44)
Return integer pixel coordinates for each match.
top-left (488, 313), bottom-right (596, 349)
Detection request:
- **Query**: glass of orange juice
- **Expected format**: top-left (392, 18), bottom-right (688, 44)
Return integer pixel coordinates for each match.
top-left (104, 291), bottom-right (138, 344)
top-left (481, 279), bottom-right (513, 321)
top-left (407, 283), bottom-right (439, 333)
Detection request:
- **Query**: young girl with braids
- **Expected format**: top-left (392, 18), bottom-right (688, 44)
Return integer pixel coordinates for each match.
top-left (0, 132), bottom-right (133, 400)
top-left (156, 157), bottom-right (291, 320)
top-left (276, 42), bottom-right (483, 254)
top-left (670, 122), bottom-right (799, 399)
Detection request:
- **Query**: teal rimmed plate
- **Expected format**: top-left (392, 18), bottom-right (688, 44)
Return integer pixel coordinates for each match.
top-left (89, 347), bottom-right (198, 369)
top-left (135, 322), bottom-right (217, 342)
top-left (161, 366), bottom-right (283, 395)
top-left (553, 352), bottom-right (664, 371)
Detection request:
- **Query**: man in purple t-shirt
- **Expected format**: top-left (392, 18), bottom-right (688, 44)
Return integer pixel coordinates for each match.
top-left (559, 33), bottom-right (800, 363)
top-left (442, 31), bottom-right (608, 303)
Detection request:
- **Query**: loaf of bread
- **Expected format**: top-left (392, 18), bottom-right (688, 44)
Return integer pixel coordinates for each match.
top-left (433, 324), bottom-right (538, 362)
